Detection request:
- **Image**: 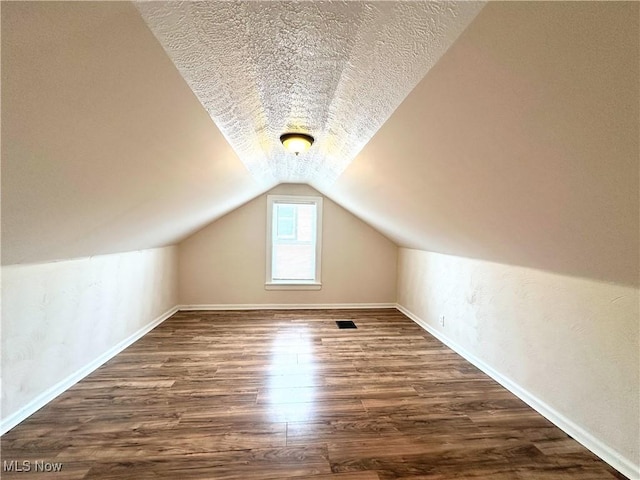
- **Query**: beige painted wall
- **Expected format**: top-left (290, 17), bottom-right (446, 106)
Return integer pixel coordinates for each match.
top-left (178, 184), bottom-right (397, 305)
top-left (397, 248), bottom-right (639, 476)
top-left (2, 2), bottom-right (266, 266)
top-left (1, 247), bottom-right (178, 428)
top-left (327, 2), bottom-right (638, 287)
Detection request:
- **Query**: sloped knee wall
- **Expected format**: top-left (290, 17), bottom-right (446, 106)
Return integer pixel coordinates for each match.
top-left (1, 246), bottom-right (179, 432)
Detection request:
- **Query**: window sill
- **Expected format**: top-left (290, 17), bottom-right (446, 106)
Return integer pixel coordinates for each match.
top-left (265, 282), bottom-right (322, 291)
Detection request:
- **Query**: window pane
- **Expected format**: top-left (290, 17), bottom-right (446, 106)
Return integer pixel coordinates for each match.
top-left (276, 205), bottom-right (296, 239)
top-left (273, 243), bottom-right (315, 280)
top-left (272, 202), bottom-right (317, 281)
top-left (295, 204), bottom-right (314, 242)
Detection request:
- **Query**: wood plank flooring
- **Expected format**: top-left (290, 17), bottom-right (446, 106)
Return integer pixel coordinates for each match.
top-left (1, 309), bottom-right (627, 479)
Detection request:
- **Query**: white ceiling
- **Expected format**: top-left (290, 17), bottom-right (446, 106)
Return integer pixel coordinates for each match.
top-left (136, 1), bottom-right (484, 186)
top-left (2, 1), bottom-right (638, 286)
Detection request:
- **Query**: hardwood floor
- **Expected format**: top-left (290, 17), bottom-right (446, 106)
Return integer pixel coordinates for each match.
top-left (1, 309), bottom-right (627, 479)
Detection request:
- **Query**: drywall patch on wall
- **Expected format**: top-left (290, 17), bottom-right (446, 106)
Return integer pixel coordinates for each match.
top-left (1, 246), bottom-right (178, 427)
top-left (396, 248), bottom-right (639, 477)
top-left (178, 184), bottom-right (397, 305)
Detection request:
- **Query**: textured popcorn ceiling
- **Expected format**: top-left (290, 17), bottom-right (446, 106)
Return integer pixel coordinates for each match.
top-left (136, 1), bottom-right (484, 186)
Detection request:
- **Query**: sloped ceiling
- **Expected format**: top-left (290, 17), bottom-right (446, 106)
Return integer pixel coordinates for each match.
top-left (136, 1), bottom-right (484, 185)
top-left (325, 1), bottom-right (639, 286)
top-left (1, 0), bottom-right (481, 265)
top-left (2, 1), bottom-right (638, 288)
top-left (1, 1), bottom-right (268, 265)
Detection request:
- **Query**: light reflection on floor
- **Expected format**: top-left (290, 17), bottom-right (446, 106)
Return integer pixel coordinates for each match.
top-left (265, 325), bottom-right (318, 422)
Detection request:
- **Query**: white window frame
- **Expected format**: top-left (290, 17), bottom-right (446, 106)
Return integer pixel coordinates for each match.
top-left (265, 194), bottom-right (323, 290)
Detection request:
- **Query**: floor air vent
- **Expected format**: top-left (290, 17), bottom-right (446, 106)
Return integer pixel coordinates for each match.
top-left (336, 320), bottom-right (357, 329)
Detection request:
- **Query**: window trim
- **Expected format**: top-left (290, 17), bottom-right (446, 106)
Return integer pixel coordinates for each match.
top-left (265, 194), bottom-right (323, 290)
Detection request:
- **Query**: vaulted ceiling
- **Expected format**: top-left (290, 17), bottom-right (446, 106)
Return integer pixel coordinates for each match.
top-left (2, 1), bottom-right (638, 287)
top-left (136, 1), bottom-right (483, 185)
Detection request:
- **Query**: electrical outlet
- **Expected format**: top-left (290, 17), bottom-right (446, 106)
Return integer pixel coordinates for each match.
top-left (439, 315), bottom-right (445, 327)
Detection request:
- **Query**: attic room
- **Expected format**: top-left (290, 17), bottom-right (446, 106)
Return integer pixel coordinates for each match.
top-left (1, 1), bottom-right (638, 479)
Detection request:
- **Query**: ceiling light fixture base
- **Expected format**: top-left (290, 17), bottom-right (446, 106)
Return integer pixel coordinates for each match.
top-left (280, 133), bottom-right (314, 155)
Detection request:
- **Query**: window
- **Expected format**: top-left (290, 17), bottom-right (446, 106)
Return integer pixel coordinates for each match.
top-left (266, 195), bottom-right (323, 290)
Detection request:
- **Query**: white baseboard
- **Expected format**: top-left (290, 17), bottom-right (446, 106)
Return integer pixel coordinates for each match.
top-left (396, 303), bottom-right (640, 480)
top-left (177, 303), bottom-right (396, 311)
top-left (0, 305), bottom-right (178, 436)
